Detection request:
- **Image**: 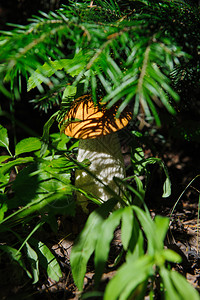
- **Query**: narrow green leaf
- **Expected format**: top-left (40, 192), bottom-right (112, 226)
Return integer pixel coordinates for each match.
top-left (27, 59), bottom-right (64, 91)
top-left (0, 157), bottom-right (34, 175)
top-left (27, 52), bottom-right (89, 91)
top-left (170, 270), bottom-right (200, 300)
top-left (104, 255), bottom-right (153, 300)
top-left (161, 249), bottom-right (182, 264)
top-left (0, 245), bottom-right (32, 278)
top-left (0, 125), bottom-right (9, 150)
top-left (160, 268), bottom-right (181, 300)
top-left (126, 228), bottom-right (144, 262)
top-left (132, 206), bottom-right (156, 255)
top-left (162, 177), bottom-right (171, 198)
top-left (154, 215), bottom-right (169, 250)
top-left (0, 155), bottom-right (11, 163)
top-left (15, 137), bottom-right (41, 156)
top-left (121, 206), bottom-right (134, 251)
top-left (25, 242), bottom-right (39, 284)
top-left (70, 198), bottom-right (117, 291)
top-left (37, 241), bottom-right (62, 281)
top-left (94, 208), bottom-right (123, 286)
top-left (40, 112), bottom-right (58, 157)
top-left (120, 279), bottom-right (148, 300)
top-left (0, 194), bottom-right (8, 221)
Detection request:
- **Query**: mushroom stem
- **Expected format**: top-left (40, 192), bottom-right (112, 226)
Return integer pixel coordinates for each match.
top-left (75, 132), bottom-right (125, 212)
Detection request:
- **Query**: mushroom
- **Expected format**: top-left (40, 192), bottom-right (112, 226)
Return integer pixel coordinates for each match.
top-left (63, 94), bottom-right (132, 213)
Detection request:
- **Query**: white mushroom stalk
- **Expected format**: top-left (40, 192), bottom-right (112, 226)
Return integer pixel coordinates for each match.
top-left (63, 95), bottom-right (132, 213)
top-left (76, 132), bottom-right (125, 212)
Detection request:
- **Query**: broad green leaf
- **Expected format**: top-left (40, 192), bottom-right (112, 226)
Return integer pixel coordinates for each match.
top-left (94, 208), bottom-right (123, 286)
top-left (11, 161), bottom-right (72, 206)
top-left (0, 125), bottom-right (9, 150)
top-left (70, 198), bottom-right (117, 291)
top-left (170, 270), bottom-right (200, 300)
top-left (37, 241), bottom-right (62, 281)
top-left (25, 242), bottom-right (39, 284)
top-left (0, 192), bottom-right (75, 229)
top-left (104, 255), bottom-right (153, 300)
top-left (15, 137), bottom-right (41, 156)
top-left (50, 133), bottom-right (70, 151)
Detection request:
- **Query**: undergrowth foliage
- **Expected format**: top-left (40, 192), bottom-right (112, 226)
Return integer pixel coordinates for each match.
top-left (0, 0), bottom-right (200, 298)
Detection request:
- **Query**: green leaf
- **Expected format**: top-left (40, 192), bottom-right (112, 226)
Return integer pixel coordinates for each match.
top-left (11, 161), bottom-right (72, 206)
top-left (161, 249), bottom-right (182, 264)
top-left (160, 268), bottom-right (182, 300)
top-left (142, 157), bottom-right (171, 198)
top-left (154, 215), bottom-right (169, 251)
top-left (0, 125), bottom-right (9, 150)
top-left (132, 206), bottom-right (156, 255)
top-left (27, 52), bottom-right (89, 91)
top-left (40, 112), bottom-right (58, 157)
top-left (70, 198), bottom-right (117, 291)
top-left (0, 192), bottom-right (75, 229)
top-left (24, 242), bottom-right (39, 284)
top-left (170, 270), bottom-right (200, 300)
top-left (27, 59), bottom-right (64, 91)
top-left (126, 228), bottom-right (144, 262)
top-left (15, 137), bottom-right (41, 156)
top-left (0, 157), bottom-right (34, 175)
top-left (0, 172), bottom-right (10, 186)
top-left (37, 241), bottom-right (62, 281)
top-left (0, 244), bottom-right (32, 278)
top-left (50, 133), bottom-right (70, 151)
top-left (94, 208), bottom-right (123, 286)
top-left (162, 177), bottom-right (171, 198)
top-left (62, 85), bottom-right (77, 99)
top-left (0, 194), bottom-right (8, 221)
top-left (0, 155), bottom-right (11, 163)
top-left (121, 206), bottom-right (134, 251)
top-left (131, 147), bottom-right (145, 175)
top-left (104, 255), bottom-right (153, 300)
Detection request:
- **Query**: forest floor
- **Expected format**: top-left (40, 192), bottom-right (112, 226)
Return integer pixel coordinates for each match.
top-left (1, 2), bottom-right (200, 299)
top-left (43, 140), bottom-right (200, 300)
top-left (1, 131), bottom-right (200, 300)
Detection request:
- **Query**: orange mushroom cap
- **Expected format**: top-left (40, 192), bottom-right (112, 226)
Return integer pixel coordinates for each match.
top-left (63, 94), bottom-right (132, 139)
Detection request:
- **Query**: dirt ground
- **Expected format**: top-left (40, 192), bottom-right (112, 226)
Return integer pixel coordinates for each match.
top-left (0, 3), bottom-right (200, 298)
top-left (1, 132), bottom-right (200, 300)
